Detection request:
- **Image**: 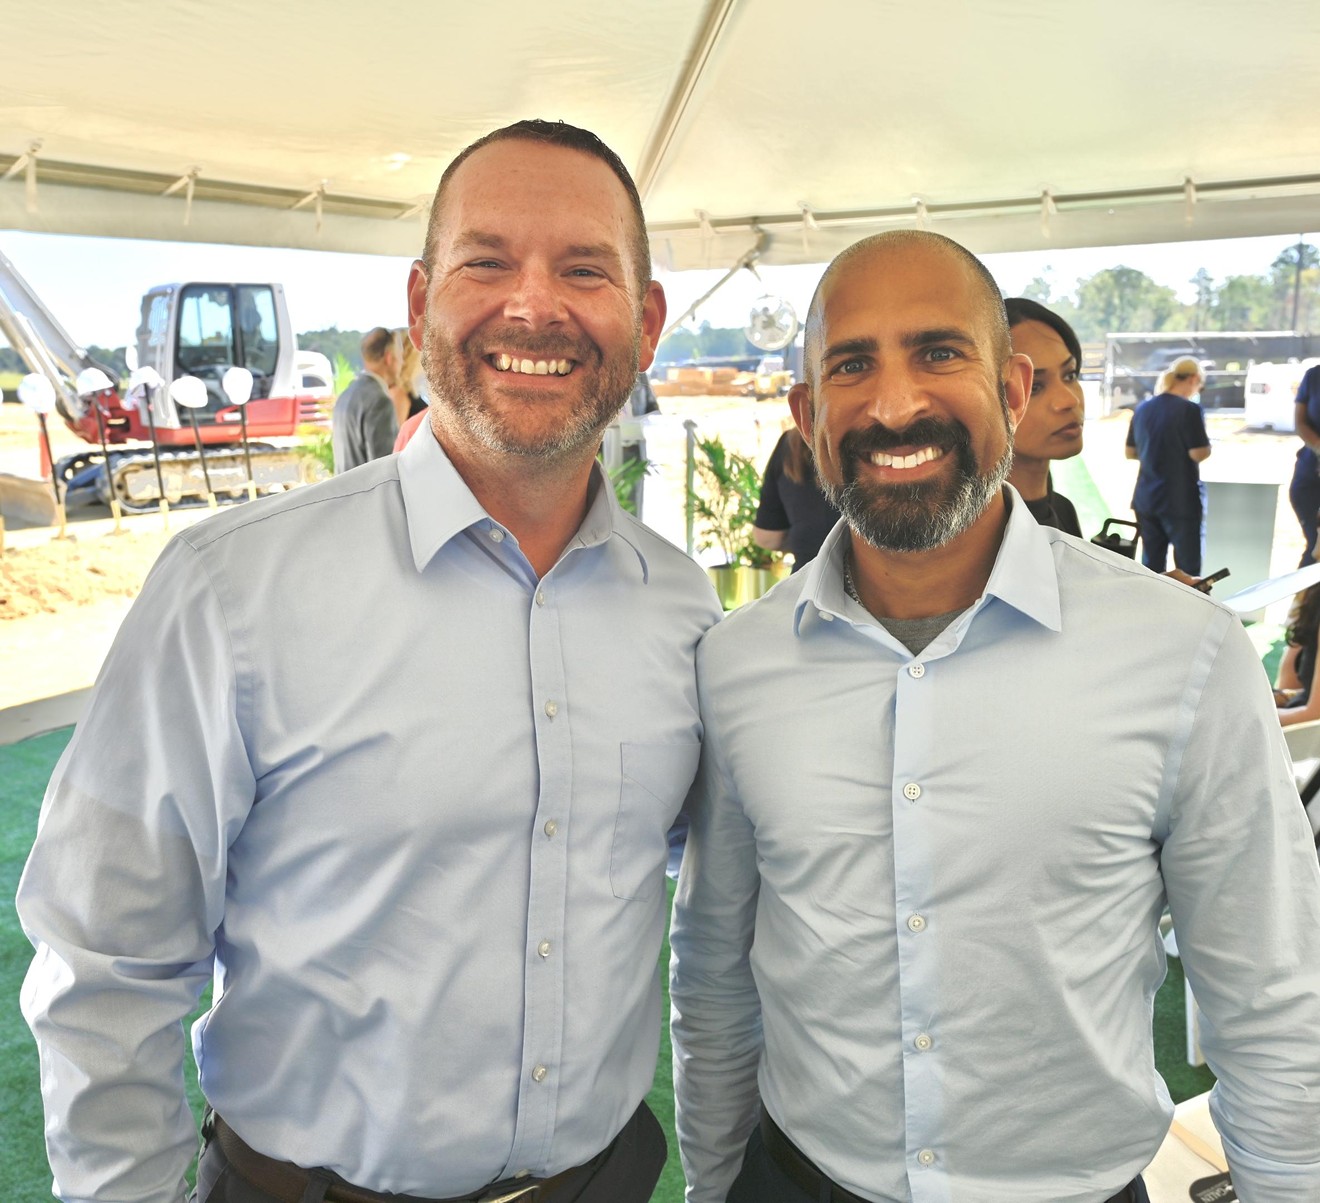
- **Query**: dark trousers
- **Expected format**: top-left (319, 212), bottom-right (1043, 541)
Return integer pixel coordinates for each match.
top-left (726, 1122), bottom-right (1150, 1203)
top-left (1135, 508), bottom-right (1203, 575)
top-left (192, 1101), bottom-right (666, 1203)
top-left (1290, 473), bottom-right (1320, 567)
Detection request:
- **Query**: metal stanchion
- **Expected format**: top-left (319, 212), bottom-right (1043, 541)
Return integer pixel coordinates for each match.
top-left (17, 372), bottom-right (68, 538)
top-left (170, 376), bottom-right (218, 510)
top-left (128, 365), bottom-right (170, 529)
top-left (221, 367), bottom-right (257, 501)
top-left (684, 418), bottom-right (698, 557)
top-left (75, 368), bottom-right (124, 533)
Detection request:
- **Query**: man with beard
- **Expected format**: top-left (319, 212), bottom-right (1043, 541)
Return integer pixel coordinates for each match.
top-left (19, 121), bottom-right (720, 1203)
top-left (669, 231), bottom-right (1320, 1203)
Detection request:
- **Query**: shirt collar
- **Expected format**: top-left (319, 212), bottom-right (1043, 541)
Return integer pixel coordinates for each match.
top-left (397, 425), bottom-right (648, 580)
top-left (791, 485), bottom-right (1062, 636)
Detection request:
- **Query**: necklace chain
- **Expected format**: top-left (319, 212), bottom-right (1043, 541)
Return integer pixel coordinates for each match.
top-left (842, 548), bottom-right (862, 604)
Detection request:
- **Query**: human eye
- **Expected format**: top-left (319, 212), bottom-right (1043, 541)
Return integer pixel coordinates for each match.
top-left (830, 356), bottom-right (868, 377)
top-left (922, 345), bottom-right (961, 364)
top-left (1030, 376), bottom-right (1045, 397)
top-left (1062, 367), bottom-right (1079, 384)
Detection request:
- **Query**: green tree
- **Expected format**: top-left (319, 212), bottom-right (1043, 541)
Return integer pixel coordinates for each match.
top-left (1072, 267), bottom-right (1180, 337)
top-left (1190, 269), bottom-right (1215, 331)
top-left (298, 327), bottom-right (367, 372)
top-left (1021, 275), bottom-right (1053, 303)
top-left (1269, 243), bottom-right (1320, 330)
top-left (1208, 275), bottom-right (1275, 330)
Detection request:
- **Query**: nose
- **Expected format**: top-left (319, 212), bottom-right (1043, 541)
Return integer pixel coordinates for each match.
top-left (864, 361), bottom-right (933, 432)
top-left (502, 262), bottom-right (568, 328)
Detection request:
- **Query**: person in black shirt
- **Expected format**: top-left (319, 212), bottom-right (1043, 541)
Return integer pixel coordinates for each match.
top-left (752, 427), bottom-right (841, 570)
top-left (1004, 298), bottom-right (1085, 536)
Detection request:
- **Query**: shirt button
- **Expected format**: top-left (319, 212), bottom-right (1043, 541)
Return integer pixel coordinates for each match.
top-left (907, 914), bottom-right (927, 933)
top-left (532, 1064), bottom-right (548, 1083)
top-left (908, 662), bottom-right (925, 678)
top-left (903, 782), bottom-right (922, 801)
top-left (544, 700), bottom-right (558, 718)
top-left (538, 940), bottom-right (552, 958)
top-left (915, 1033), bottom-right (933, 1051)
top-left (543, 820), bottom-right (558, 837)
top-left (917, 1148), bottom-right (936, 1167)
top-left (535, 589), bottom-right (546, 606)
top-left (820, 610), bottom-right (835, 622)
top-left (489, 528), bottom-right (505, 543)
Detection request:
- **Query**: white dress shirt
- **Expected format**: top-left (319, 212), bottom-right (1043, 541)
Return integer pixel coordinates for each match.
top-left (670, 491), bottom-right (1320, 1203)
top-left (19, 428), bottom-right (721, 1203)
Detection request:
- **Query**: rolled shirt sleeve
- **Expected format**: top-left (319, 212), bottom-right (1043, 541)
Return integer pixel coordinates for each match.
top-left (17, 537), bottom-right (256, 1203)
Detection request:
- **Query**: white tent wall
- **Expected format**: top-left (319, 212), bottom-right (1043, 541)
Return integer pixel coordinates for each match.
top-left (1, 0), bottom-right (1318, 266)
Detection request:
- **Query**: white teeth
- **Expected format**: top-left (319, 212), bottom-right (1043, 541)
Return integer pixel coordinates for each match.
top-left (871, 446), bottom-right (944, 469)
top-left (491, 355), bottom-right (574, 375)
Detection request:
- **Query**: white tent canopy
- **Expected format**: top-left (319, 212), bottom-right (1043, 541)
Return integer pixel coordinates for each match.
top-left (2, 0), bottom-right (1317, 270)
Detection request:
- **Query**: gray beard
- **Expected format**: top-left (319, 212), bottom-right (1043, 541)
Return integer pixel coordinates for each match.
top-left (819, 395), bottom-right (1014, 553)
top-left (420, 323), bottom-right (637, 462)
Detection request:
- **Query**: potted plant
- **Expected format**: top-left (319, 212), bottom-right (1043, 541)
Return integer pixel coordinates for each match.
top-left (689, 436), bottom-right (788, 608)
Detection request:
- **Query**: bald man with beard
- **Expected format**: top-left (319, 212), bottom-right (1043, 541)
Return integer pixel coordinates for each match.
top-left (670, 230), bottom-right (1320, 1203)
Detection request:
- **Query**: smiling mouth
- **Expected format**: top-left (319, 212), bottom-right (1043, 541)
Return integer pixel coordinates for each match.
top-left (489, 353), bottom-right (574, 376)
top-left (869, 446), bottom-right (947, 470)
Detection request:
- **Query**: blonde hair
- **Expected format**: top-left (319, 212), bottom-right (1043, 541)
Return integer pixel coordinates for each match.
top-left (395, 329), bottom-right (421, 393)
top-left (1157, 356), bottom-right (1203, 394)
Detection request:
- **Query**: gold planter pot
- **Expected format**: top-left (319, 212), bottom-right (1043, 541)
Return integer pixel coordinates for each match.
top-left (707, 561), bottom-right (790, 610)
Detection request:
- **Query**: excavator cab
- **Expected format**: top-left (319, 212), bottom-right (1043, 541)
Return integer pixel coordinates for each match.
top-left (137, 282), bottom-right (295, 416)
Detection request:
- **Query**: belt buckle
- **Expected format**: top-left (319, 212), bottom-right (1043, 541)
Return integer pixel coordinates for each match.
top-left (477, 1184), bottom-right (540, 1203)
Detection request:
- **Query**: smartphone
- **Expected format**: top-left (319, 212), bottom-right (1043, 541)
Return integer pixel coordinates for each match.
top-left (1192, 567), bottom-right (1230, 593)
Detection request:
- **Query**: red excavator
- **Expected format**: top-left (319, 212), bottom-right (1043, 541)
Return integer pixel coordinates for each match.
top-left (0, 244), bottom-right (329, 511)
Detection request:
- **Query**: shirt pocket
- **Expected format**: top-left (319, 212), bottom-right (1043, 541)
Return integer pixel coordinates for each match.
top-left (611, 741), bottom-right (701, 901)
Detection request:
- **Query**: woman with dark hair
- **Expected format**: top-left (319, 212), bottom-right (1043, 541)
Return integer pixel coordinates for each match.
top-left (1004, 298), bottom-right (1086, 536)
top-left (752, 427), bottom-right (841, 570)
top-left (1276, 584), bottom-right (1320, 726)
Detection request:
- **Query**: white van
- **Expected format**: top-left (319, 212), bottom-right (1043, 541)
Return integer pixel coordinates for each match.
top-left (1243, 358), bottom-right (1320, 432)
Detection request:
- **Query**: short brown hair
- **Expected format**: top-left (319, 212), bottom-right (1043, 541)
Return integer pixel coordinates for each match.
top-left (360, 326), bottom-right (394, 365)
top-left (421, 119), bottom-right (652, 300)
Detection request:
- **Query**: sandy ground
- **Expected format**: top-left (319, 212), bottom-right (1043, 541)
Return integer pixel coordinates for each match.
top-left (0, 399), bottom-right (1307, 724)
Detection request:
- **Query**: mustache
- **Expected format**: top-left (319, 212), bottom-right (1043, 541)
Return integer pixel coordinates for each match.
top-left (468, 327), bottom-right (595, 362)
top-left (838, 416), bottom-right (973, 463)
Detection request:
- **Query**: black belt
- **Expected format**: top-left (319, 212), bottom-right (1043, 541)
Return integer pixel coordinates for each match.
top-left (212, 1114), bottom-right (603, 1203)
top-left (758, 1107), bottom-right (870, 1203)
top-left (757, 1106), bottom-right (1145, 1203)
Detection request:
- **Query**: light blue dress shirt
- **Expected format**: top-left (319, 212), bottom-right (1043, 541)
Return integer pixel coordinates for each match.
top-left (18, 428), bottom-right (720, 1203)
top-left (670, 491), bottom-right (1320, 1203)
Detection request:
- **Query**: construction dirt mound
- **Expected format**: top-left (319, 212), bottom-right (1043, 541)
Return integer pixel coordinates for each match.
top-left (1, 529), bottom-right (170, 620)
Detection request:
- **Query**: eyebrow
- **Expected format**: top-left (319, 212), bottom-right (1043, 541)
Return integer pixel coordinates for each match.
top-left (819, 327), bottom-right (979, 365)
top-left (901, 327), bottom-right (978, 351)
top-left (450, 231), bottom-right (624, 269)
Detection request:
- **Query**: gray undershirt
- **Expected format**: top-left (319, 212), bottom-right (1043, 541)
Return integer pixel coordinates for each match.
top-left (873, 608), bottom-right (965, 655)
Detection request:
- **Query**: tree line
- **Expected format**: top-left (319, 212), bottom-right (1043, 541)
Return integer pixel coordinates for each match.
top-left (654, 242), bottom-right (1320, 362)
top-left (4, 245), bottom-right (1316, 381)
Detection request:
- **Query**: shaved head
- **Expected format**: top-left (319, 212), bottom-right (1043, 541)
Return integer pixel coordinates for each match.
top-left (803, 231), bottom-right (1010, 389)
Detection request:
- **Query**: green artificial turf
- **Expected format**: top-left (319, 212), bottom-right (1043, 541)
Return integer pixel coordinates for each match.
top-left (4, 728), bottom-right (1215, 1203)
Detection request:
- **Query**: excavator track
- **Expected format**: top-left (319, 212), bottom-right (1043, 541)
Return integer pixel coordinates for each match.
top-left (60, 444), bottom-right (318, 513)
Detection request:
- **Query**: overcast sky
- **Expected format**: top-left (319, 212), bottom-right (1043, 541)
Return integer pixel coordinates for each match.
top-left (0, 228), bottom-right (1309, 350)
